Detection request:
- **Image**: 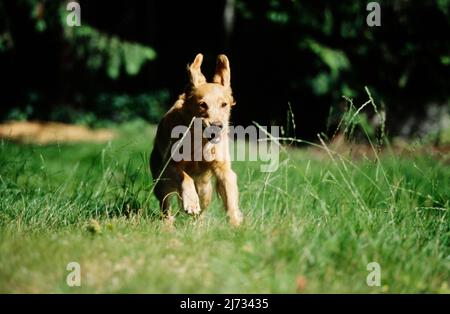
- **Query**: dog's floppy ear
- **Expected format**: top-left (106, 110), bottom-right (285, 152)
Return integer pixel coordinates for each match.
top-left (213, 54), bottom-right (231, 88)
top-left (188, 53), bottom-right (207, 87)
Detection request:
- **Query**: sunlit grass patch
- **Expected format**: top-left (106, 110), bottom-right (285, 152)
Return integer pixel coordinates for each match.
top-left (0, 116), bottom-right (449, 293)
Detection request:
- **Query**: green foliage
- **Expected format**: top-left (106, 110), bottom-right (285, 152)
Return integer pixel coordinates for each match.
top-left (64, 25), bottom-right (157, 80)
top-left (59, 0), bottom-right (157, 80)
top-left (2, 1), bottom-right (157, 78)
top-left (236, 0), bottom-right (450, 112)
top-left (237, 0), bottom-right (361, 99)
top-left (267, 10), bottom-right (289, 24)
top-left (94, 90), bottom-right (168, 123)
top-left (5, 92), bottom-right (40, 121)
top-left (0, 2), bottom-right (12, 53)
top-left (307, 39), bottom-right (350, 75)
top-left (304, 38), bottom-right (351, 97)
top-left (5, 106), bottom-right (33, 121)
top-left (437, 0), bottom-right (450, 15)
top-left (48, 90), bottom-right (169, 126)
top-left (441, 55), bottom-right (450, 66)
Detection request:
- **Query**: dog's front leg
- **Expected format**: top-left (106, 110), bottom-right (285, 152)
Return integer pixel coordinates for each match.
top-left (180, 171), bottom-right (201, 216)
top-left (214, 164), bottom-right (243, 226)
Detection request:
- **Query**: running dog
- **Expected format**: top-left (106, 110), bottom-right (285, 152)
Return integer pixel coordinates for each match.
top-left (150, 53), bottom-right (243, 226)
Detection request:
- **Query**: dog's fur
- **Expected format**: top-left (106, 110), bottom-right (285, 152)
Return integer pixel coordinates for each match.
top-left (150, 53), bottom-right (243, 226)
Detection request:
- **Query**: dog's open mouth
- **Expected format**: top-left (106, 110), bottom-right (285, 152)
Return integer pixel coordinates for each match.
top-left (202, 120), bottom-right (223, 144)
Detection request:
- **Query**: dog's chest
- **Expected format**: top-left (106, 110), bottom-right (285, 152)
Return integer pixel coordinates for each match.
top-left (185, 131), bottom-right (227, 162)
top-left (180, 159), bottom-right (214, 177)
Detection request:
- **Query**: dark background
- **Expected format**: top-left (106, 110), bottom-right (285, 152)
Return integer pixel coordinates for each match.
top-left (0, 0), bottom-right (449, 141)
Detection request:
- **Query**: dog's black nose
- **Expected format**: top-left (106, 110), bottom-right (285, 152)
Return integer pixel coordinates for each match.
top-left (210, 121), bottom-right (223, 130)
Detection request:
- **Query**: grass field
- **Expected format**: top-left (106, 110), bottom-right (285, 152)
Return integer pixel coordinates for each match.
top-left (0, 119), bottom-right (449, 293)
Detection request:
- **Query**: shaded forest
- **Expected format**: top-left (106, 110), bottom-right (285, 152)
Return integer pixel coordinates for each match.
top-left (0, 0), bottom-right (449, 141)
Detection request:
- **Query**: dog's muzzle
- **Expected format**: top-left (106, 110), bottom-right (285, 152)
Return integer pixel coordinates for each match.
top-left (203, 121), bottom-right (223, 144)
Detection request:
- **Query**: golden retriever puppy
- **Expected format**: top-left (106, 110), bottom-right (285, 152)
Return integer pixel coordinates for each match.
top-left (150, 53), bottom-right (243, 226)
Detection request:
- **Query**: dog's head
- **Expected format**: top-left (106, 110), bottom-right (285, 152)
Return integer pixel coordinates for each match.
top-left (184, 54), bottom-right (235, 132)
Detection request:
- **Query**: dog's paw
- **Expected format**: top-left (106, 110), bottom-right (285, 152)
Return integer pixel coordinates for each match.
top-left (182, 191), bottom-right (201, 215)
top-left (229, 210), bottom-right (243, 226)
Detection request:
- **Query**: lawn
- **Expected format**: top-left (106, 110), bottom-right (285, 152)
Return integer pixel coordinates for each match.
top-left (0, 120), bottom-right (448, 293)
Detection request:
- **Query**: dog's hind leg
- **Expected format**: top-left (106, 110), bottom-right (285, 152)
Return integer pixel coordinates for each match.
top-left (153, 172), bottom-right (177, 225)
top-left (160, 193), bottom-right (175, 225)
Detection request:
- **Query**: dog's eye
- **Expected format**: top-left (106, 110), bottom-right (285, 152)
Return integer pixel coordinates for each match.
top-left (221, 102), bottom-right (228, 108)
top-left (199, 102), bottom-right (208, 110)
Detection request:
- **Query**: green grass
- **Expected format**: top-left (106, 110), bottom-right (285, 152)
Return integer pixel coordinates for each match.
top-left (0, 119), bottom-right (449, 293)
